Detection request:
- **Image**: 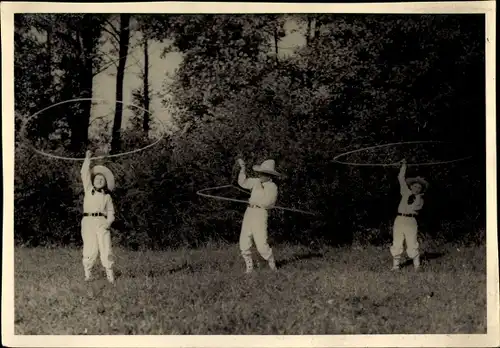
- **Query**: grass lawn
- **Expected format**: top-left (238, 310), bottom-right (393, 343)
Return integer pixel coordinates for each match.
top-left (14, 242), bottom-right (486, 335)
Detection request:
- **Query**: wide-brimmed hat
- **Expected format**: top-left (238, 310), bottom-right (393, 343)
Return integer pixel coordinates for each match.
top-left (91, 165), bottom-right (115, 191)
top-left (406, 176), bottom-right (429, 191)
top-left (252, 159), bottom-right (282, 177)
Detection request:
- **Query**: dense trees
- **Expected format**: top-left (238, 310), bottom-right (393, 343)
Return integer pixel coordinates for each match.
top-left (14, 14), bottom-right (486, 248)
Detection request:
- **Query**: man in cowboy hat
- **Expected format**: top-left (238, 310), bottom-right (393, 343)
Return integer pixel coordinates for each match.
top-left (390, 159), bottom-right (429, 271)
top-left (237, 158), bottom-right (281, 273)
top-left (80, 150), bottom-right (116, 283)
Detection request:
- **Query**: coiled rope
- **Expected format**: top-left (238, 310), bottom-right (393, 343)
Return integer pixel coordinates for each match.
top-left (196, 185), bottom-right (319, 216)
top-left (19, 98), bottom-right (168, 161)
top-left (332, 140), bottom-right (473, 167)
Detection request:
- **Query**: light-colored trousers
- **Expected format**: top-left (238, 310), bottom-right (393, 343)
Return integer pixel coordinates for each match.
top-left (239, 207), bottom-right (273, 260)
top-left (81, 217), bottom-right (114, 273)
top-left (390, 216), bottom-right (419, 259)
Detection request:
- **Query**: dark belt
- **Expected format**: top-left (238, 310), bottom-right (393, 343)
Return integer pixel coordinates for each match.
top-left (248, 204), bottom-right (264, 209)
top-left (398, 213), bottom-right (417, 218)
top-left (84, 213), bottom-right (106, 217)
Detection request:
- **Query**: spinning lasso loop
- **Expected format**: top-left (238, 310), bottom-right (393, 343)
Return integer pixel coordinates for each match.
top-left (19, 98), bottom-right (167, 161)
top-left (196, 185), bottom-right (319, 216)
top-left (332, 140), bottom-right (473, 167)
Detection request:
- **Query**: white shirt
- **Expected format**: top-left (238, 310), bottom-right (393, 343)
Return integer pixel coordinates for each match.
top-left (238, 170), bottom-right (278, 209)
top-left (398, 185), bottom-right (424, 215)
top-left (397, 166), bottom-right (424, 215)
top-left (81, 157), bottom-right (115, 225)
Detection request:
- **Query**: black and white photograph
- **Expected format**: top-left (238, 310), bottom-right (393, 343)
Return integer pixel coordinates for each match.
top-left (1, 1), bottom-right (498, 347)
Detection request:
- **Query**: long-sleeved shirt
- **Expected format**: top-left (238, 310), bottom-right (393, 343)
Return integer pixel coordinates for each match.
top-left (81, 157), bottom-right (115, 226)
top-left (397, 165), bottom-right (424, 215)
top-left (238, 169), bottom-right (278, 209)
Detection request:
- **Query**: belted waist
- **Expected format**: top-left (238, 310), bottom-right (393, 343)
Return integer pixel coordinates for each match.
top-left (398, 213), bottom-right (417, 218)
top-left (83, 212), bottom-right (106, 217)
top-left (248, 204), bottom-right (264, 209)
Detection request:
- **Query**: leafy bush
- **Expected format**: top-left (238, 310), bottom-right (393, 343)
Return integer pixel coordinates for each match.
top-left (13, 14), bottom-right (486, 248)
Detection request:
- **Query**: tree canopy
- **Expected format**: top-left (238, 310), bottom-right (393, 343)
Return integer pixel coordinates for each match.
top-left (14, 13), bottom-right (486, 248)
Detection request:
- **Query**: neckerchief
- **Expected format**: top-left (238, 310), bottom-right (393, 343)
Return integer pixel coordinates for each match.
top-left (91, 188), bottom-right (105, 195)
top-left (407, 194), bottom-right (416, 205)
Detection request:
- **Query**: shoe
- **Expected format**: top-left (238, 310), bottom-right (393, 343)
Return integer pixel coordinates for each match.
top-left (84, 271), bottom-right (93, 282)
top-left (392, 257), bottom-right (401, 271)
top-left (105, 269), bottom-right (115, 284)
top-left (242, 255), bottom-right (253, 274)
top-left (413, 256), bottom-right (421, 271)
top-left (268, 255), bottom-right (278, 271)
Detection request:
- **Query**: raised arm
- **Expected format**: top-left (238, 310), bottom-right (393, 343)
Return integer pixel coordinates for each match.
top-left (81, 150), bottom-right (93, 192)
top-left (398, 159), bottom-right (410, 195)
top-left (237, 159), bottom-right (255, 190)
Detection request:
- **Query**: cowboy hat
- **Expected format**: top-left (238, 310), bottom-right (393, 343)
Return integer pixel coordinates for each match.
top-left (253, 159), bottom-right (282, 177)
top-left (91, 165), bottom-right (115, 191)
top-left (406, 176), bottom-right (429, 191)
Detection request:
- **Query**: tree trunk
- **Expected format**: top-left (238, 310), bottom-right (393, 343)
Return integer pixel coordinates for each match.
top-left (274, 26), bottom-right (279, 64)
top-left (142, 35), bottom-right (150, 135)
top-left (69, 15), bottom-right (96, 156)
top-left (314, 16), bottom-right (321, 43)
top-left (46, 26), bottom-right (52, 95)
top-left (306, 16), bottom-right (312, 47)
top-left (110, 14), bottom-right (131, 154)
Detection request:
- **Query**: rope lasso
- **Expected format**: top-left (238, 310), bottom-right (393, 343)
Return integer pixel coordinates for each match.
top-left (196, 185), bottom-right (319, 216)
top-left (332, 140), bottom-right (473, 167)
top-left (19, 98), bottom-right (169, 161)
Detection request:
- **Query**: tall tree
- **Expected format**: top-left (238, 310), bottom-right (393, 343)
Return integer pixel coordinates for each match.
top-left (14, 14), bottom-right (53, 136)
top-left (14, 14), bottom-right (107, 153)
top-left (141, 34), bottom-right (151, 134)
top-left (110, 14), bottom-right (131, 154)
top-left (51, 14), bottom-right (107, 155)
top-left (146, 15), bottom-right (286, 125)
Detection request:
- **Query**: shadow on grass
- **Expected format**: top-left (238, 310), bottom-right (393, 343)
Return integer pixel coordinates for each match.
top-left (150, 262), bottom-right (195, 276)
top-left (115, 262), bottom-right (194, 279)
top-left (276, 251), bottom-right (324, 268)
top-left (401, 251), bottom-right (446, 268)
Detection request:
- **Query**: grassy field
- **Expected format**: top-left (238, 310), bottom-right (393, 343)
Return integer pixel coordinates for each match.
top-left (14, 242), bottom-right (486, 335)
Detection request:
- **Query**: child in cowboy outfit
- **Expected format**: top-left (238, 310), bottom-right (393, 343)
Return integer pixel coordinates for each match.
top-left (237, 158), bottom-right (281, 274)
top-left (390, 159), bottom-right (428, 271)
top-left (80, 150), bottom-right (116, 283)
